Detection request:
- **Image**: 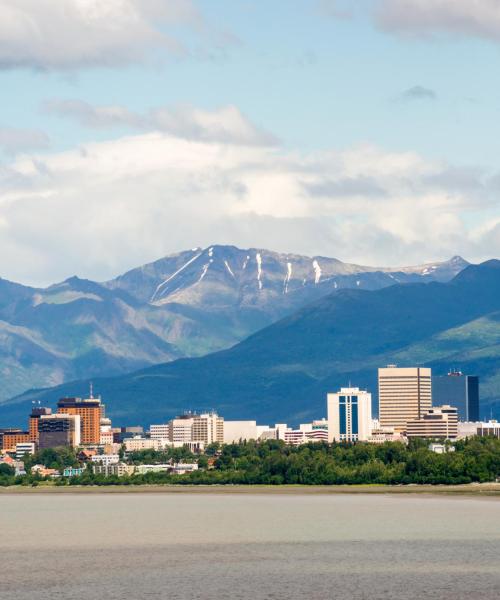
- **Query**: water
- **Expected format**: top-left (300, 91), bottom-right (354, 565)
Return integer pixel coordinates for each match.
top-left (1, 492), bottom-right (499, 599)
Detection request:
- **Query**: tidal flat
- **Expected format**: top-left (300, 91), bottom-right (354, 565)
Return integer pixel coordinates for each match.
top-left (2, 492), bottom-right (500, 599)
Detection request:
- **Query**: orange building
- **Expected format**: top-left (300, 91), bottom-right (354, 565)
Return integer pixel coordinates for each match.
top-left (57, 397), bottom-right (103, 445)
top-left (29, 406), bottom-right (52, 443)
top-left (1, 430), bottom-right (31, 452)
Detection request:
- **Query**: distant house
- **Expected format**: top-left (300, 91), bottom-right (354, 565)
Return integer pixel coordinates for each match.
top-left (62, 467), bottom-right (85, 477)
top-left (31, 464), bottom-right (60, 478)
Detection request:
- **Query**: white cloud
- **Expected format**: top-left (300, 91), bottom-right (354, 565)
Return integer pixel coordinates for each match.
top-left (43, 100), bottom-right (279, 146)
top-left (0, 0), bottom-right (205, 70)
top-left (0, 125), bottom-right (498, 286)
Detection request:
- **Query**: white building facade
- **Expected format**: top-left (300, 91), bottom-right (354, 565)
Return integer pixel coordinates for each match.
top-left (327, 387), bottom-right (372, 442)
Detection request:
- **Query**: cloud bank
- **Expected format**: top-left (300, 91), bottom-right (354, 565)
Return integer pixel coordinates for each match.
top-left (0, 106), bottom-right (498, 285)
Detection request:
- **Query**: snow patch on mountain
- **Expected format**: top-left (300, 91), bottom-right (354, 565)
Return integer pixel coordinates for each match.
top-left (198, 263), bottom-right (210, 283)
top-left (283, 262), bottom-right (292, 294)
top-left (313, 260), bottom-right (322, 284)
top-left (224, 260), bottom-right (235, 278)
top-left (151, 252), bottom-right (202, 302)
top-left (256, 253), bottom-right (263, 290)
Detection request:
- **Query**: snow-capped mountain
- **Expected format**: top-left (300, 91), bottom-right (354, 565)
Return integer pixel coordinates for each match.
top-left (0, 245), bottom-right (468, 405)
top-left (8, 259), bottom-right (500, 428)
top-left (107, 245), bottom-right (468, 308)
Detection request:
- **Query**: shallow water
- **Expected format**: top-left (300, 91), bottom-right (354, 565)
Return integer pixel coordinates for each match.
top-left (2, 493), bottom-right (499, 599)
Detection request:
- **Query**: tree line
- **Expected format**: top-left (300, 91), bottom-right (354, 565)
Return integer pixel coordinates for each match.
top-left (1, 436), bottom-right (499, 487)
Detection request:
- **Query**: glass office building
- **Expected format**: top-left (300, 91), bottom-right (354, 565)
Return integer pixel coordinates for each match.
top-left (432, 372), bottom-right (479, 422)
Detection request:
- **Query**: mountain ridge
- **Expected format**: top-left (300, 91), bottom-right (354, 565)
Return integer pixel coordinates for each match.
top-left (3, 260), bottom-right (499, 428)
top-left (0, 246), bottom-right (469, 403)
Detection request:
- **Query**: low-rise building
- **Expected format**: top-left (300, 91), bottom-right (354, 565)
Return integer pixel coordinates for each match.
top-left (366, 420), bottom-right (403, 444)
top-left (15, 442), bottom-right (36, 459)
top-left (284, 420), bottom-right (329, 445)
top-left (93, 462), bottom-right (135, 477)
top-left (62, 467), bottom-right (85, 477)
top-left (112, 426), bottom-right (144, 444)
top-left (171, 463), bottom-right (198, 475)
top-left (31, 464), bottom-right (60, 478)
top-left (429, 443), bottom-right (455, 454)
top-left (123, 437), bottom-right (165, 452)
top-left (477, 421), bottom-right (500, 438)
top-left (223, 420), bottom-right (258, 444)
top-left (458, 420), bottom-right (500, 439)
top-left (2, 456), bottom-right (27, 476)
top-left (406, 405), bottom-right (458, 440)
top-left (90, 454), bottom-right (120, 466)
top-left (134, 464), bottom-right (171, 474)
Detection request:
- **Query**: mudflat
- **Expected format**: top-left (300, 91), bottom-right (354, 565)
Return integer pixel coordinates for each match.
top-left (2, 492), bottom-right (500, 600)
top-left (1, 482), bottom-right (500, 494)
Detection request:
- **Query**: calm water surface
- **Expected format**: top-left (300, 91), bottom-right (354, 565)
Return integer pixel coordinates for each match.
top-left (1, 493), bottom-right (499, 599)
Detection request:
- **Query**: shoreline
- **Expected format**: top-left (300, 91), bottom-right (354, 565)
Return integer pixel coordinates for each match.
top-left (1, 483), bottom-right (500, 495)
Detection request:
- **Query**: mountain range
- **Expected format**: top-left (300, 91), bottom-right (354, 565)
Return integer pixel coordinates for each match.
top-left (0, 245), bottom-right (467, 403)
top-left (3, 258), bottom-right (499, 429)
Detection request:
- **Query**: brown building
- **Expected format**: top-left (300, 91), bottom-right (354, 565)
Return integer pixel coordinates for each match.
top-left (57, 397), bottom-right (103, 445)
top-left (378, 366), bottom-right (432, 433)
top-left (406, 405), bottom-right (458, 440)
top-left (1, 430), bottom-right (31, 452)
top-left (29, 406), bottom-right (52, 443)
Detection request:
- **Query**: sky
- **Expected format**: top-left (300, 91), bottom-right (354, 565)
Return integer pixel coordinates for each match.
top-left (1, 0), bottom-right (500, 286)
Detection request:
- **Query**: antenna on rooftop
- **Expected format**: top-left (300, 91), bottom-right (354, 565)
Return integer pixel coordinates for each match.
top-left (89, 381), bottom-right (94, 399)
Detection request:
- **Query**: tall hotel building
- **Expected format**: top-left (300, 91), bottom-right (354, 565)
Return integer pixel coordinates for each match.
top-left (57, 396), bottom-right (103, 445)
top-left (327, 387), bottom-right (372, 442)
top-left (378, 366), bottom-right (432, 433)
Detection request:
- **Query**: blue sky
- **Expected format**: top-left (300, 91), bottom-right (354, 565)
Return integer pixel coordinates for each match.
top-left (0, 0), bottom-right (499, 285)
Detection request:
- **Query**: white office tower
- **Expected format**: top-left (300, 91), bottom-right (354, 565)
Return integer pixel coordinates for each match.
top-left (327, 387), bottom-right (372, 442)
top-left (378, 366), bottom-right (432, 433)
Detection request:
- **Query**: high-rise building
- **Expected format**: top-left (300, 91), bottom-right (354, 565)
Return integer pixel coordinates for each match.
top-left (192, 412), bottom-right (224, 445)
top-left (29, 406), bottom-right (52, 442)
top-left (378, 366), bottom-right (432, 433)
top-left (168, 412), bottom-right (224, 445)
top-left (432, 372), bottom-right (479, 422)
top-left (327, 387), bottom-right (372, 442)
top-left (38, 414), bottom-right (81, 448)
top-left (57, 396), bottom-right (103, 445)
top-left (406, 405), bottom-right (458, 439)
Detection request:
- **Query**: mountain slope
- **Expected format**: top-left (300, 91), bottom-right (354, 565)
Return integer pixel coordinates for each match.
top-left (5, 260), bottom-right (499, 428)
top-left (0, 247), bottom-right (467, 401)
